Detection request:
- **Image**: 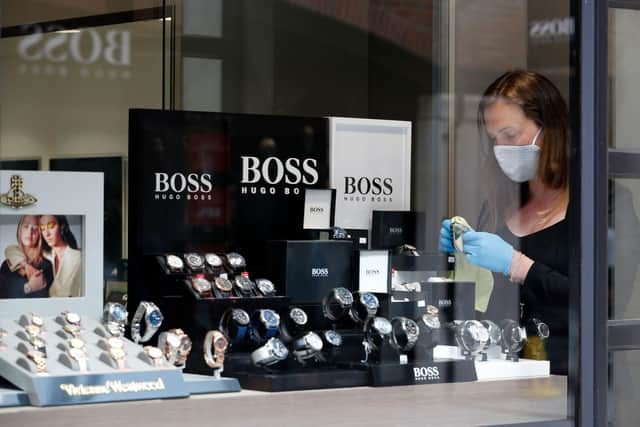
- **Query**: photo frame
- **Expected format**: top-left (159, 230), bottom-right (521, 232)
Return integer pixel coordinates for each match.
top-left (0, 170), bottom-right (103, 318)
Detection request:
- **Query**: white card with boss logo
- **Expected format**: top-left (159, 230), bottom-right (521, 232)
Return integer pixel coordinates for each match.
top-left (303, 189), bottom-right (334, 230)
top-left (358, 250), bottom-right (390, 294)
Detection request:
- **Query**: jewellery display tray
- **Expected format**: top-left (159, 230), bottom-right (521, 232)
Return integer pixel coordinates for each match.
top-left (0, 316), bottom-right (239, 407)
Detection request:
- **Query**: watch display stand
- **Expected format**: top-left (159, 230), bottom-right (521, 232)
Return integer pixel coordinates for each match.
top-left (0, 315), bottom-right (190, 406)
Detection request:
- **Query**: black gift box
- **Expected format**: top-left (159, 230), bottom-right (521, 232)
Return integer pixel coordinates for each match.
top-left (371, 210), bottom-right (416, 249)
top-left (266, 240), bottom-right (355, 304)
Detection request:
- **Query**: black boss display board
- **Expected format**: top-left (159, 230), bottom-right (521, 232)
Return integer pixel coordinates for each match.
top-left (128, 109), bottom-right (330, 306)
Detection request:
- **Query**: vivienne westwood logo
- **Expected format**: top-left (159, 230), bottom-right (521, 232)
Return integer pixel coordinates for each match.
top-left (0, 175), bottom-right (37, 209)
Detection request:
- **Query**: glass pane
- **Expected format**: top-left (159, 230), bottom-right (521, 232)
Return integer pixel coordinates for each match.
top-left (610, 350), bottom-right (640, 427)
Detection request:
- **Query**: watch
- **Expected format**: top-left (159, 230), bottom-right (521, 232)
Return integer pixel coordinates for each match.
top-left (131, 301), bottom-right (164, 344)
top-left (165, 254), bottom-right (184, 273)
top-left (249, 309), bottom-right (280, 345)
top-left (278, 306), bottom-right (308, 343)
top-left (417, 305), bottom-right (441, 351)
top-left (67, 339), bottom-right (89, 372)
top-left (184, 253), bottom-right (205, 272)
top-left (525, 318), bottom-right (550, 340)
top-left (362, 316), bottom-right (392, 363)
top-left (158, 328), bottom-right (192, 367)
top-left (255, 278), bottom-right (276, 297)
top-left (30, 335), bottom-right (47, 356)
top-left (389, 316), bottom-right (420, 353)
top-left (331, 226), bottom-right (350, 240)
top-left (29, 313), bottom-right (44, 329)
top-left (250, 337), bottom-right (289, 368)
top-left (452, 320), bottom-right (490, 360)
top-left (292, 332), bottom-right (323, 364)
top-left (108, 346), bottom-right (127, 370)
top-left (61, 311), bottom-right (82, 337)
top-left (205, 253), bottom-right (224, 275)
top-left (322, 287), bottom-right (354, 321)
top-left (392, 281), bottom-right (422, 292)
top-left (394, 244), bottom-right (420, 256)
top-left (26, 350), bottom-right (47, 373)
top-left (318, 330), bottom-right (343, 364)
top-left (102, 302), bottom-right (128, 336)
top-left (213, 276), bottom-right (234, 297)
top-left (203, 330), bottom-right (229, 369)
top-left (234, 275), bottom-right (256, 297)
top-left (479, 319), bottom-right (502, 360)
top-left (219, 308), bottom-right (250, 344)
top-left (499, 319), bottom-right (527, 361)
top-left (190, 277), bottom-right (213, 298)
top-left (143, 346), bottom-right (165, 368)
top-left (349, 291), bottom-right (379, 324)
top-left (225, 252), bottom-right (246, 272)
top-left (24, 324), bottom-right (42, 341)
top-left (450, 216), bottom-right (473, 252)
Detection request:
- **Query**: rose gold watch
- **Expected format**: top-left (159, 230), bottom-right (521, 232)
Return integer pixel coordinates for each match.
top-left (203, 330), bottom-right (228, 369)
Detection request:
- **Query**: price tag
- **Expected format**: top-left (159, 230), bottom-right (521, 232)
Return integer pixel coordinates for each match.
top-left (417, 300), bottom-right (426, 308)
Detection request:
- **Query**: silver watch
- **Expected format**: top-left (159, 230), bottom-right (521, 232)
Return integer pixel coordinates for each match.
top-left (250, 337), bottom-right (289, 367)
top-left (292, 332), bottom-right (323, 363)
top-left (499, 319), bottom-right (527, 361)
top-left (131, 301), bottom-right (164, 344)
top-left (255, 278), bottom-right (276, 296)
top-left (349, 291), bottom-right (379, 324)
top-left (389, 316), bottom-right (420, 353)
top-left (322, 287), bottom-right (354, 321)
top-left (452, 320), bottom-right (490, 360)
top-left (225, 252), bottom-right (246, 271)
top-left (184, 253), bottom-right (205, 271)
top-left (102, 302), bottom-right (128, 336)
top-left (165, 254), bottom-right (184, 272)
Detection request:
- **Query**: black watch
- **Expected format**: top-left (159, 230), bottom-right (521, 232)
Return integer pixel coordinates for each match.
top-left (278, 307), bottom-right (308, 343)
top-left (212, 276), bottom-right (234, 298)
top-left (234, 275), bottom-right (257, 297)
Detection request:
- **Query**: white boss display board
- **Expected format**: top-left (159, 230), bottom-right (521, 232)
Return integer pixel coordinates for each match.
top-left (0, 170), bottom-right (104, 318)
top-left (329, 117), bottom-right (412, 231)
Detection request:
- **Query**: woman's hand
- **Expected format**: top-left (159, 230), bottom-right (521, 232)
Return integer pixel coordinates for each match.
top-left (461, 231), bottom-right (514, 276)
top-left (25, 265), bottom-right (47, 293)
top-left (439, 219), bottom-right (454, 253)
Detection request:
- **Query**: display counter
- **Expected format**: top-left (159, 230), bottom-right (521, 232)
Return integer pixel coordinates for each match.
top-left (0, 376), bottom-right (567, 427)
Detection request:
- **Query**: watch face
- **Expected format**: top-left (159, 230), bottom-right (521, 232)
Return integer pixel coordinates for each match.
top-left (166, 333), bottom-right (181, 348)
top-left (256, 279), bottom-right (275, 294)
top-left (361, 292), bottom-right (379, 309)
top-left (373, 317), bottom-right (392, 335)
top-left (214, 335), bottom-right (229, 352)
top-left (69, 347), bottom-right (85, 359)
top-left (426, 305), bottom-right (439, 316)
top-left (404, 319), bottom-right (419, 337)
top-left (205, 253), bottom-right (223, 267)
top-left (226, 252), bottom-right (246, 269)
top-left (69, 337), bottom-right (85, 349)
top-left (185, 253), bottom-right (204, 269)
top-left (334, 287), bottom-right (354, 306)
top-left (32, 337), bottom-right (46, 349)
top-left (166, 254), bottom-right (184, 270)
top-left (145, 346), bottom-right (163, 359)
top-left (261, 310), bottom-right (280, 328)
top-left (421, 314), bottom-right (441, 329)
top-left (107, 337), bottom-right (124, 349)
top-left (110, 347), bottom-right (126, 359)
top-left (305, 332), bottom-right (323, 351)
top-left (180, 336), bottom-right (193, 353)
top-left (537, 322), bottom-right (550, 339)
top-left (110, 304), bottom-right (128, 322)
top-left (215, 277), bottom-right (234, 292)
top-left (323, 330), bottom-right (343, 347)
top-left (270, 338), bottom-right (289, 359)
top-left (25, 325), bottom-right (41, 337)
top-left (232, 309), bottom-right (250, 326)
top-left (481, 320), bottom-right (502, 344)
top-left (65, 312), bottom-right (81, 325)
top-left (289, 307), bottom-right (308, 326)
top-left (147, 309), bottom-right (164, 327)
top-left (31, 314), bottom-right (44, 327)
top-left (192, 277), bottom-right (212, 293)
top-left (235, 276), bottom-right (254, 292)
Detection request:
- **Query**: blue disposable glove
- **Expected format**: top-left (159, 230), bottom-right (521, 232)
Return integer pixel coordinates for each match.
top-left (439, 219), bottom-right (454, 253)
top-left (461, 231), bottom-right (514, 276)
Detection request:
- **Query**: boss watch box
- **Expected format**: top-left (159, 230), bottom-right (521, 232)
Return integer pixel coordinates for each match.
top-left (370, 210), bottom-right (416, 250)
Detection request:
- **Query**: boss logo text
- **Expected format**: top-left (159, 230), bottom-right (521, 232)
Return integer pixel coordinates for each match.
top-left (413, 366), bottom-right (440, 381)
top-left (154, 172), bottom-right (213, 201)
top-left (311, 268), bottom-right (329, 277)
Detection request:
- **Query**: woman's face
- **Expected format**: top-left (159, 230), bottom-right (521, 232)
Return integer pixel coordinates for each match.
top-left (39, 215), bottom-right (63, 247)
top-left (19, 216), bottom-right (41, 248)
top-left (483, 100), bottom-right (541, 147)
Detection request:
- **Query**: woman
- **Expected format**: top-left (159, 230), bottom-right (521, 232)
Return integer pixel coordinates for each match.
top-left (39, 215), bottom-right (82, 297)
top-left (0, 215), bottom-right (53, 298)
top-left (440, 70), bottom-right (570, 374)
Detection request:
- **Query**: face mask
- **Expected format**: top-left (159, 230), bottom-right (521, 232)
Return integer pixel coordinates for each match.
top-left (493, 127), bottom-right (542, 183)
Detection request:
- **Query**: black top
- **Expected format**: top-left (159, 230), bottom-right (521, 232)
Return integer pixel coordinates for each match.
top-left (478, 219), bottom-right (569, 375)
top-left (0, 259), bottom-right (54, 299)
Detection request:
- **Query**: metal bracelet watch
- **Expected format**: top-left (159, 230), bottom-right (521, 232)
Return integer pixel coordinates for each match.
top-left (292, 331), bottom-right (323, 363)
top-left (525, 318), bottom-right (550, 340)
top-left (389, 316), bottom-right (420, 353)
top-left (26, 350), bottom-right (47, 373)
top-left (479, 319), bottom-right (502, 359)
top-left (131, 301), bottom-right (164, 344)
top-left (234, 275), bottom-right (257, 297)
top-left (143, 346), bottom-right (165, 368)
top-left (102, 302), bottom-right (128, 336)
top-left (362, 316), bottom-right (392, 360)
top-left (322, 287), bottom-right (354, 321)
top-left (452, 320), bottom-right (490, 360)
top-left (158, 328), bottom-right (192, 367)
top-left (499, 319), bottom-right (527, 361)
top-left (250, 337), bottom-right (289, 368)
top-left (165, 254), bottom-right (184, 273)
top-left (29, 313), bottom-right (45, 329)
top-left (205, 253), bottom-right (224, 275)
top-left (394, 244), bottom-right (420, 256)
top-left (184, 253), bottom-right (205, 272)
top-left (225, 252), bottom-right (247, 272)
top-left (219, 308), bottom-right (250, 344)
top-left (349, 291), bottom-right (379, 324)
top-left (278, 307), bottom-right (308, 343)
top-left (106, 336), bottom-right (127, 369)
top-left (249, 309), bottom-right (280, 345)
top-left (61, 311), bottom-right (82, 337)
top-left (67, 338), bottom-right (89, 371)
top-left (255, 278), bottom-right (276, 297)
top-left (213, 276), bottom-right (234, 297)
top-left (190, 277), bottom-right (213, 298)
top-left (203, 330), bottom-right (229, 369)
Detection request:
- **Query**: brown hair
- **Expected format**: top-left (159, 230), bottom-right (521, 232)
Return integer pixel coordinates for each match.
top-left (477, 70), bottom-right (570, 231)
top-left (17, 215), bottom-right (44, 266)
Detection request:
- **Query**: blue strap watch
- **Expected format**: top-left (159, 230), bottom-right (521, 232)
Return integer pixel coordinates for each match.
top-left (249, 309), bottom-right (280, 345)
top-left (219, 308), bottom-right (250, 344)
